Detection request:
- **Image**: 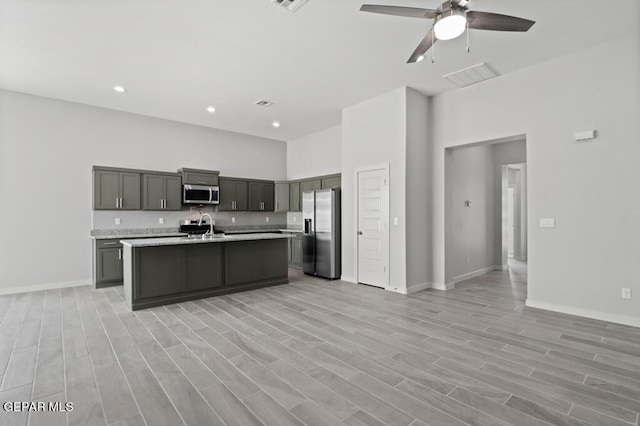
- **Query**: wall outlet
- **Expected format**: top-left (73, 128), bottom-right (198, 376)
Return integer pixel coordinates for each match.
top-left (622, 288), bottom-right (632, 299)
top-left (393, 217), bottom-right (399, 225)
top-left (159, 217), bottom-right (164, 224)
top-left (231, 217), bottom-right (235, 223)
top-left (293, 216), bottom-right (297, 222)
top-left (115, 218), bottom-right (121, 225)
top-left (265, 216), bottom-right (270, 222)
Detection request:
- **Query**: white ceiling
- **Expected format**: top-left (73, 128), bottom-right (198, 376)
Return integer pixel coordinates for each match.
top-left (1, 0), bottom-right (638, 141)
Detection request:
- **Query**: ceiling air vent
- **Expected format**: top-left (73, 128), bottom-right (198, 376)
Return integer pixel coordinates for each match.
top-left (271, 0), bottom-right (309, 13)
top-left (255, 100), bottom-right (274, 107)
top-left (443, 62), bottom-right (500, 88)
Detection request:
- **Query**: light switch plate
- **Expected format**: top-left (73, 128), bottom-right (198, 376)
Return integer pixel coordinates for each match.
top-left (622, 288), bottom-right (632, 299)
top-left (539, 218), bottom-right (556, 228)
top-left (393, 217), bottom-right (399, 225)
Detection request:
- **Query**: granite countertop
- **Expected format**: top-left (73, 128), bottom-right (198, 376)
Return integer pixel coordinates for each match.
top-left (91, 228), bottom-right (187, 240)
top-left (280, 229), bottom-right (303, 233)
top-left (121, 233), bottom-right (293, 248)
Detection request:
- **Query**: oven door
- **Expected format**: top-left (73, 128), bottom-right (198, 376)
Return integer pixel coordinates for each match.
top-left (183, 184), bottom-right (219, 205)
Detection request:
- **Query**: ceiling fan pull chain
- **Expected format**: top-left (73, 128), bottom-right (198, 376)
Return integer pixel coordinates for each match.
top-left (431, 30), bottom-right (436, 63)
top-left (466, 18), bottom-right (470, 53)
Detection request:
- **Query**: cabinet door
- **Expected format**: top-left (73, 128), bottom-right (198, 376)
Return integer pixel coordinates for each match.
top-left (321, 175), bottom-right (341, 189)
top-left (94, 170), bottom-right (120, 210)
top-left (292, 236), bottom-right (303, 266)
top-left (275, 183), bottom-right (290, 212)
top-left (218, 179), bottom-right (235, 211)
top-left (135, 246), bottom-right (180, 299)
top-left (262, 183), bottom-right (275, 211)
top-left (164, 176), bottom-right (182, 210)
top-left (120, 172), bottom-right (141, 210)
top-left (142, 174), bottom-right (165, 210)
top-left (289, 182), bottom-right (301, 212)
top-left (97, 247), bottom-right (123, 283)
top-left (183, 171), bottom-right (218, 186)
top-left (248, 182), bottom-right (263, 211)
top-left (234, 181), bottom-right (248, 211)
top-left (301, 179), bottom-right (322, 193)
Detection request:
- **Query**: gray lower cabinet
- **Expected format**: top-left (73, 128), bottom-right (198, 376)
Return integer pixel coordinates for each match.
top-left (285, 233), bottom-right (303, 269)
top-left (219, 178), bottom-right (248, 211)
top-left (95, 239), bottom-right (123, 288)
top-left (275, 182), bottom-right (290, 212)
top-left (142, 173), bottom-right (182, 211)
top-left (289, 182), bottom-right (301, 212)
top-left (94, 168), bottom-right (141, 210)
top-left (128, 239), bottom-right (288, 310)
top-left (249, 182), bottom-right (275, 212)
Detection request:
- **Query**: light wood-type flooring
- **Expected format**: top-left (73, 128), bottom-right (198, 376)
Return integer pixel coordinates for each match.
top-left (1, 262), bottom-right (640, 425)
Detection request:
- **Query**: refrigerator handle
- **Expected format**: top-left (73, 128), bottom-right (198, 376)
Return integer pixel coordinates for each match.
top-left (304, 218), bottom-right (312, 234)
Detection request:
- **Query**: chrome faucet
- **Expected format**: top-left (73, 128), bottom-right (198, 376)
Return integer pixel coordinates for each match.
top-left (198, 213), bottom-right (214, 237)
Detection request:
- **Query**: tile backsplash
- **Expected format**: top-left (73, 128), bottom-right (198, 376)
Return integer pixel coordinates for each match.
top-left (92, 206), bottom-right (287, 230)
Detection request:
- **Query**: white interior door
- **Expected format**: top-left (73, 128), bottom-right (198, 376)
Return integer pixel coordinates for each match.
top-left (357, 167), bottom-right (389, 288)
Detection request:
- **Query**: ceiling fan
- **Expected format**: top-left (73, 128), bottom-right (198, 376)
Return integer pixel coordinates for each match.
top-left (360, 0), bottom-right (535, 63)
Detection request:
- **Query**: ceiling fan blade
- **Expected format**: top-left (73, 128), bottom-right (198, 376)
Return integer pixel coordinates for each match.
top-left (407, 28), bottom-right (437, 63)
top-left (360, 5), bottom-right (439, 19)
top-left (466, 11), bottom-right (535, 32)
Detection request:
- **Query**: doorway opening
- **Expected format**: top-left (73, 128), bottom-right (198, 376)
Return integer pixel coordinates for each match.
top-left (444, 135), bottom-right (528, 294)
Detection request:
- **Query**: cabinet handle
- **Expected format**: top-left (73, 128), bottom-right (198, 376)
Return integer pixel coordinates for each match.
top-left (276, 202), bottom-right (278, 211)
top-left (120, 198), bottom-right (123, 209)
top-left (118, 249), bottom-right (122, 260)
top-left (163, 199), bottom-right (166, 209)
top-left (115, 198), bottom-right (119, 209)
top-left (103, 242), bottom-right (117, 245)
top-left (160, 199), bottom-right (164, 209)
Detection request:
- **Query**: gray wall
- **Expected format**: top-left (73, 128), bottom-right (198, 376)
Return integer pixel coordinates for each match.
top-left (431, 34), bottom-right (640, 326)
top-left (0, 90), bottom-right (286, 292)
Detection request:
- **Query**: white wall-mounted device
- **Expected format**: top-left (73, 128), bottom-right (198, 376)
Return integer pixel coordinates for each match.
top-left (574, 130), bottom-right (596, 142)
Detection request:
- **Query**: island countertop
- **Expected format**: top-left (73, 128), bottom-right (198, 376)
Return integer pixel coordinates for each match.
top-left (121, 232), bottom-right (293, 248)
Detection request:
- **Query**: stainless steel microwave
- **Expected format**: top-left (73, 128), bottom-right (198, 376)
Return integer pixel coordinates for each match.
top-left (183, 184), bottom-right (219, 205)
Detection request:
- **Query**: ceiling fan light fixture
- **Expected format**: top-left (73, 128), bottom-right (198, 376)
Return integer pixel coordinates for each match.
top-left (434, 9), bottom-right (466, 40)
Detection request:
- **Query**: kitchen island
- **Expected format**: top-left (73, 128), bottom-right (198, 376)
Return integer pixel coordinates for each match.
top-left (121, 233), bottom-right (291, 310)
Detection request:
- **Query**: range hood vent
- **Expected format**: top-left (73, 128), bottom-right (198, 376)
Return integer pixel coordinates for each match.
top-left (443, 62), bottom-right (499, 88)
top-left (271, 0), bottom-right (309, 12)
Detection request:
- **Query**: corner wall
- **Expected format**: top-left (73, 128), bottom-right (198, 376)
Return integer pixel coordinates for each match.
top-left (0, 90), bottom-right (286, 292)
top-left (431, 34), bottom-right (640, 326)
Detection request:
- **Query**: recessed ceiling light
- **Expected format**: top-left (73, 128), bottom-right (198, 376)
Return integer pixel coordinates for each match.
top-left (113, 85), bottom-right (126, 93)
top-left (206, 106), bottom-right (216, 113)
top-left (272, 121), bottom-right (281, 128)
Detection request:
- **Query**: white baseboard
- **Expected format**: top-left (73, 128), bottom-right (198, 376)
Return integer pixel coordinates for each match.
top-left (0, 280), bottom-right (91, 296)
top-left (404, 282), bottom-right (432, 294)
top-left (340, 276), bottom-right (357, 284)
top-left (453, 265), bottom-right (499, 284)
top-left (526, 299), bottom-right (640, 328)
top-left (432, 282), bottom-right (455, 291)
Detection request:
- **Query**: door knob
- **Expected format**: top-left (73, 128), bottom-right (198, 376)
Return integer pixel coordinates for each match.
top-left (358, 231), bottom-right (363, 235)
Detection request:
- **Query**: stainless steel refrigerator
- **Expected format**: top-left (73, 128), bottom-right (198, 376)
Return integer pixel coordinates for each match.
top-left (302, 188), bottom-right (341, 279)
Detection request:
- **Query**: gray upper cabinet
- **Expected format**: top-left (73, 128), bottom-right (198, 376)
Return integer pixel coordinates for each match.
top-left (249, 182), bottom-right (274, 212)
top-left (321, 174), bottom-right (341, 189)
top-left (300, 179), bottom-right (322, 194)
top-left (274, 182), bottom-right (290, 212)
top-left (219, 178), bottom-right (248, 211)
top-left (142, 173), bottom-right (182, 211)
top-left (289, 182), bottom-right (301, 212)
top-left (179, 168), bottom-right (219, 186)
top-left (93, 167), bottom-right (141, 210)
